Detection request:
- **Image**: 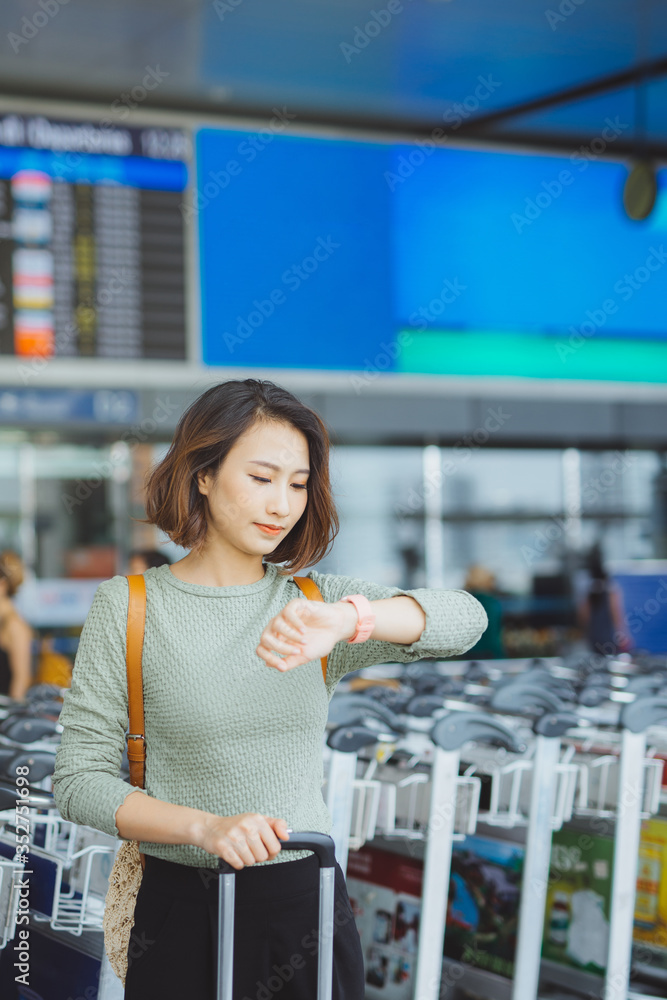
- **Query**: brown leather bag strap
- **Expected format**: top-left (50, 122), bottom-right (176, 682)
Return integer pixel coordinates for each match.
top-left (293, 576), bottom-right (327, 683)
top-left (125, 574), bottom-right (147, 789)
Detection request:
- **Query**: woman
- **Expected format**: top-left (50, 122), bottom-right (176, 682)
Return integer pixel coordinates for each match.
top-left (0, 550), bottom-right (32, 700)
top-left (52, 379), bottom-right (487, 999)
top-left (579, 546), bottom-right (627, 656)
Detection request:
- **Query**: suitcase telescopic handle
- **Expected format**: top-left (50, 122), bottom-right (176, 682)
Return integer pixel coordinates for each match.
top-left (218, 831), bottom-right (336, 874)
top-left (216, 831), bottom-right (337, 1000)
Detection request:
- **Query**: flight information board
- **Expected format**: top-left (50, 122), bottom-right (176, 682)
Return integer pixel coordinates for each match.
top-left (0, 114), bottom-right (190, 360)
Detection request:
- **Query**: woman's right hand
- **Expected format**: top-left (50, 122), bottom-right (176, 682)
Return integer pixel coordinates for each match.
top-left (192, 812), bottom-right (290, 869)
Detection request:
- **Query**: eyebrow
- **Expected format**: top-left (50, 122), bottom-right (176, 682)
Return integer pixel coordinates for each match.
top-left (248, 460), bottom-right (310, 475)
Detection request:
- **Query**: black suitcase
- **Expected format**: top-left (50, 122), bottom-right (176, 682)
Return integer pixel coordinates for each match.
top-left (217, 831), bottom-right (337, 1000)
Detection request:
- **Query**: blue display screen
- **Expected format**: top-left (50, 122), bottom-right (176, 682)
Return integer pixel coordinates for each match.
top-left (196, 128), bottom-right (667, 374)
top-left (393, 146), bottom-right (667, 339)
top-left (196, 129), bottom-right (393, 369)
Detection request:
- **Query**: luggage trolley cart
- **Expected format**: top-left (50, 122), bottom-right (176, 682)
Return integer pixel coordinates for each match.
top-left (413, 711), bottom-right (525, 1000)
top-left (0, 780), bottom-right (122, 1000)
top-left (217, 832), bottom-right (337, 1000)
top-left (490, 683), bottom-right (582, 1000)
top-left (325, 694), bottom-right (406, 872)
top-left (604, 696), bottom-right (667, 1000)
top-left (490, 676), bottom-right (666, 1000)
top-left (324, 692), bottom-right (478, 870)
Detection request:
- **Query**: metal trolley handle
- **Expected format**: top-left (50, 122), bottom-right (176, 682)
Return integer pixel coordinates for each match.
top-left (217, 832), bottom-right (337, 1000)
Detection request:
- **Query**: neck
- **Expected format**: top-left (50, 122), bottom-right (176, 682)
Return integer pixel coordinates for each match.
top-left (170, 537), bottom-right (266, 588)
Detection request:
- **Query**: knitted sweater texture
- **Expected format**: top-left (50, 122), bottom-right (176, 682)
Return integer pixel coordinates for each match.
top-left (52, 563), bottom-right (487, 869)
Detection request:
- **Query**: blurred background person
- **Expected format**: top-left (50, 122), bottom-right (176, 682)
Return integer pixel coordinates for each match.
top-left (127, 549), bottom-right (172, 575)
top-left (463, 565), bottom-right (505, 660)
top-left (0, 550), bottom-right (33, 699)
top-left (578, 544), bottom-right (628, 656)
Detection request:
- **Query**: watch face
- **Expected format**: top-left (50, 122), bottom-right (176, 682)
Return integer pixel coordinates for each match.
top-left (623, 162), bottom-right (657, 221)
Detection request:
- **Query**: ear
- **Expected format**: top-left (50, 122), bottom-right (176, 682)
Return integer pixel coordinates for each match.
top-left (196, 468), bottom-right (213, 496)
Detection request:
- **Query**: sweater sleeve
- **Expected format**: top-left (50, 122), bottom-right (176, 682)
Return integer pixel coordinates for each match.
top-left (305, 571), bottom-right (488, 695)
top-left (52, 576), bottom-right (146, 838)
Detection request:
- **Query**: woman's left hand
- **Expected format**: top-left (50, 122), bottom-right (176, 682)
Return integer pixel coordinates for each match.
top-left (256, 599), bottom-right (358, 672)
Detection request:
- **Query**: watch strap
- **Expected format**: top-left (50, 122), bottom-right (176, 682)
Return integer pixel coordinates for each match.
top-left (341, 593), bottom-right (376, 643)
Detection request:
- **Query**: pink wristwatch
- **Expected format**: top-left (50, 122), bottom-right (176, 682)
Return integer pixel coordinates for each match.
top-left (340, 594), bottom-right (376, 644)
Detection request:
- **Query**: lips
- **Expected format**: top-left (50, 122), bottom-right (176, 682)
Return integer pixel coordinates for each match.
top-left (254, 523), bottom-right (283, 535)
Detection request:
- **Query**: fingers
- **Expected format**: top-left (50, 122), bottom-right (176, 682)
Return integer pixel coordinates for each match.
top-left (268, 816), bottom-right (290, 842)
top-left (236, 815), bottom-right (285, 865)
top-left (271, 608), bottom-right (308, 644)
top-left (219, 841), bottom-right (251, 870)
top-left (264, 626), bottom-right (304, 656)
top-left (283, 602), bottom-right (309, 635)
top-left (245, 831), bottom-right (270, 863)
top-left (208, 816), bottom-right (290, 871)
top-left (257, 619), bottom-right (308, 670)
top-left (256, 642), bottom-right (305, 672)
top-left (259, 821), bottom-right (284, 858)
top-left (257, 600), bottom-right (324, 671)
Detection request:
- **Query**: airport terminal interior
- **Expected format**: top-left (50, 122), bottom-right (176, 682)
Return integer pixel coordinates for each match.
top-left (0, 2), bottom-right (665, 998)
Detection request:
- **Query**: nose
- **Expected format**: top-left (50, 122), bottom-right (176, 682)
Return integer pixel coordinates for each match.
top-left (267, 482), bottom-right (291, 519)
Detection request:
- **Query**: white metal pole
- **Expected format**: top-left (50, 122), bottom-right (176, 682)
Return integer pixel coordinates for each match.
top-left (413, 746), bottom-right (459, 1000)
top-left (325, 750), bottom-right (358, 874)
top-left (604, 729), bottom-right (647, 1000)
top-left (512, 735), bottom-right (561, 1000)
top-left (318, 867), bottom-right (335, 1000)
top-left (423, 444), bottom-right (444, 590)
top-left (217, 871), bottom-right (235, 1000)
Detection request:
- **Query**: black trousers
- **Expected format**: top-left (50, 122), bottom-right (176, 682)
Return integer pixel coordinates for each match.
top-left (124, 853), bottom-right (365, 1000)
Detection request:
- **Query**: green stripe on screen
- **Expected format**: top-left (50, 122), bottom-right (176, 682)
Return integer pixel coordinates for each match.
top-left (396, 331), bottom-right (667, 383)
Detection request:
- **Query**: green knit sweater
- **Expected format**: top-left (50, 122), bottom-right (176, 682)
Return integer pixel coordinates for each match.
top-left (52, 563), bottom-right (487, 869)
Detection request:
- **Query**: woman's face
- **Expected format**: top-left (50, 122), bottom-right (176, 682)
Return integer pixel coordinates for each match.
top-left (197, 419), bottom-right (310, 556)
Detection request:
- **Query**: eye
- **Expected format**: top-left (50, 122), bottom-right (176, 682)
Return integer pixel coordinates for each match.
top-left (249, 475), bottom-right (307, 490)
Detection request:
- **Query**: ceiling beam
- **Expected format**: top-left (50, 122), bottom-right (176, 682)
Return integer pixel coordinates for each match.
top-left (0, 74), bottom-right (667, 160)
top-left (456, 55), bottom-right (667, 133)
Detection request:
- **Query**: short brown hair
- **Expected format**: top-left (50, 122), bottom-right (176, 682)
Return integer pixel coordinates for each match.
top-left (142, 379), bottom-right (339, 571)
